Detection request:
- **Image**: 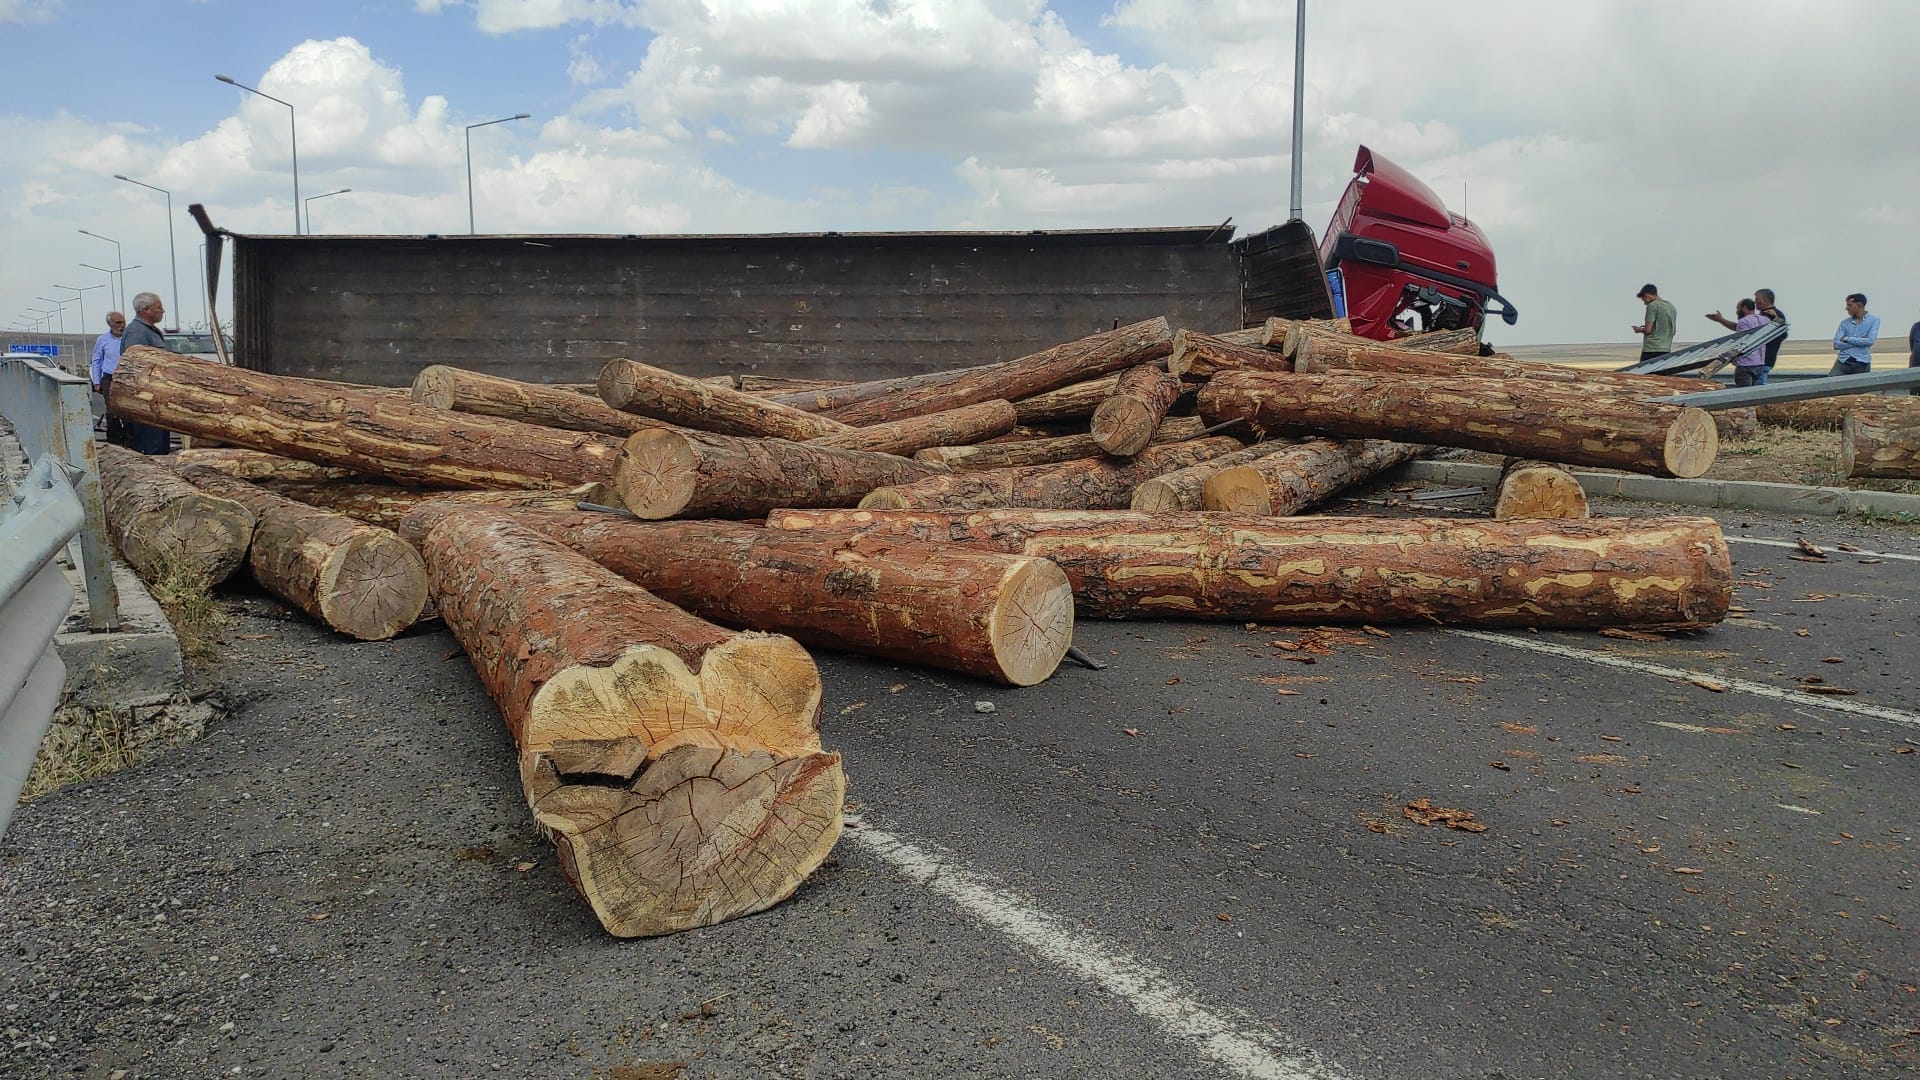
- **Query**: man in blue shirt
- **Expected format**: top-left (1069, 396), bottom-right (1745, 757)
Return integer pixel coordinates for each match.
top-left (89, 311), bottom-right (125, 436)
top-left (1830, 293), bottom-right (1879, 375)
top-left (1909, 311), bottom-right (1919, 396)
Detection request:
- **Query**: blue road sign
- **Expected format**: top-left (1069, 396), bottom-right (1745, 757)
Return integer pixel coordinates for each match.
top-left (4, 344), bottom-right (60, 356)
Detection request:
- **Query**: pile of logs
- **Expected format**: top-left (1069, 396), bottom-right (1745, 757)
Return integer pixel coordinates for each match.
top-left (100, 316), bottom-right (1761, 936)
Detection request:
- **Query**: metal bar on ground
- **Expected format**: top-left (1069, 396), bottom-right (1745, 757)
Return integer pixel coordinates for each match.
top-left (1648, 367), bottom-right (1920, 409)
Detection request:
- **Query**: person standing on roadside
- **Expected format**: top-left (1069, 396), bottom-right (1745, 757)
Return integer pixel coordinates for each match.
top-left (1707, 287), bottom-right (1790, 370)
top-left (89, 311), bottom-right (126, 437)
top-left (114, 292), bottom-right (172, 454)
top-left (1909, 307), bottom-right (1919, 395)
top-left (1830, 293), bottom-right (1879, 376)
top-left (1631, 283), bottom-right (1678, 363)
top-left (1715, 299), bottom-right (1772, 386)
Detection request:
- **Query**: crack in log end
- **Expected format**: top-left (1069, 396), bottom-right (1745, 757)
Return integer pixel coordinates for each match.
top-left (989, 560), bottom-right (1076, 686)
top-left (315, 531), bottom-right (430, 641)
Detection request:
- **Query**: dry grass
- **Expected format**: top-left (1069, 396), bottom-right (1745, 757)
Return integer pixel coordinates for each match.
top-left (146, 554), bottom-right (228, 665)
top-left (19, 685), bottom-right (207, 801)
top-left (1715, 424), bottom-right (1920, 497)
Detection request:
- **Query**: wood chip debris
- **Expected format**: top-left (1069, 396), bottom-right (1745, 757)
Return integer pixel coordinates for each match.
top-left (1402, 798), bottom-right (1488, 833)
top-left (1599, 627), bottom-right (1666, 642)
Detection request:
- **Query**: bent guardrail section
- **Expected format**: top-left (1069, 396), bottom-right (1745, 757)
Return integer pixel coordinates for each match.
top-left (1, 353), bottom-right (117, 630)
top-left (0, 456), bottom-right (86, 840)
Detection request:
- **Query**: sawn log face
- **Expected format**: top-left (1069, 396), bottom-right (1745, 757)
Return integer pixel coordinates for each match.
top-left (97, 444), bottom-right (255, 585)
top-left (1090, 365), bottom-right (1183, 456)
top-left (1199, 439), bottom-right (1422, 517)
top-left (765, 509), bottom-right (1733, 630)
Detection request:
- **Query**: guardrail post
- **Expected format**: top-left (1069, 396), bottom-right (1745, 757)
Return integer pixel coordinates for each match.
top-left (1, 354), bottom-right (119, 630)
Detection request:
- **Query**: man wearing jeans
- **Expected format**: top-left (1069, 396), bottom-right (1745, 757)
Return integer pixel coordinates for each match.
top-left (1632, 283), bottom-right (1678, 363)
top-left (1830, 293), bottom-right (1879, 375)
top-left (1727, 299), bottom-right (1771, 386)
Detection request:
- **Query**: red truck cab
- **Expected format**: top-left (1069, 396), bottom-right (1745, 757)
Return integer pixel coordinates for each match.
top-left (1317, 146), bottom-right (1517, 341)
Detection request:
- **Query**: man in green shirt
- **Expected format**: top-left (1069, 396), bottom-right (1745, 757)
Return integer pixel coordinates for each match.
top-left (1632, 283), bottom-right (1678, 362)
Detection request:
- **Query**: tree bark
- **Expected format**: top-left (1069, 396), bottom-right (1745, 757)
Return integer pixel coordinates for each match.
top-left (767, 362), bottom-right (1003, 414)
top-left (740, 375), bottom-right (851, 394)
top-left (415, 512), bottom-right (843, 938)
top-left (109, 346), bottom-right (624, 489)
top-left (597, 359), bottom-right (852, 441)
top-left (914, 416), bottom-right (1210, 470)
top-left (471, 511), bottom-right (1075, 686)
top-left (1396, 327), bottom-right (1484, 355)
top-left (1129, 441), bottom-right (1305, 512)
top-left (1166, 329), bottom-right (1293, 378)
top-left (1256, 317), bottom-right (1352, 348)
top-left (96, 444), bottom-right (255, 585)
top-left (860, 436), bottom-right (1244, 511)
top-left (1012, 374), bottom-right (1123, 425)
top-left (1198, 370), bottom-right (1719, 478)
top-left (612, 429), bottom-right (947, 519)
top-left (413, 365), bottom-right (676, 438)
top-left (1757, 394), bottom-right (1895, 431)
top-left (1493, 459), bottom-right (1591, 519)
top-left (257, 481), bottom-right (594, 531)
top-left (766, 509), bottom-right (1732, 630)
top-left (173, 447), bottom-right (373, 484)
top-left (821, 318), bottom-right (1175, 427)
top-left (805, 400), bottom-right (1018, 457)
top-left (1200, 439), bottom-right (1422, 517)
top-left (1090, 365), bottom-right (1184, 456)
top-left (178, 467), bottom-right (428, 640)
top-left (1842, 402), bottom-right (1920, 479)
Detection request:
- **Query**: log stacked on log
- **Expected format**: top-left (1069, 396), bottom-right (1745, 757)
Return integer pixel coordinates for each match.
top-left (173, 447), bottom-right (373, 484)
top-left (914, 416), bottom-right (1211, 470)
top-left (598, 359), bottom-right (853, 441)
top-left (420, 510), bottom-right (1076, 686)
top-left (1493, 460), bottom-right (1591, 519)
top-left (1090, 365), bottom-right (1185, 455)
top-left (805, 399), bottom-right (1018, 457)
top-left (613, 429), bottom-right (947, 519)
top-left (110, 347), bottom-right (625, 489)
top-left (416, 511), bottom-right (843, 938)
top-left (860, 436), bottom-right (1244, 511)
top-left (1754, 395), bottom-right (1883, 430)
top-left (98, 444), bottom-right (256, 584)
top-left (413, 365), bottom-right (676, 437)
top-left (1200, 439), bottom-right (1423, 516)
top-left (1167, 329), bottom-right (1294, 378)
top-left (1842, 399), bottom-right (1920, 479)
top-left (1198, 370), bottom-right (1719, 478)
top-left (767, 509), bottom-right (1733, 630)
top-left (1129, 441), bottom-right (1304, 512)
top-left (1011, 374), bottom-right (1123, 425)
top-left (256, 481), bottom-right (596, 531)
top-left (179, 467), bottom-right (429, 640)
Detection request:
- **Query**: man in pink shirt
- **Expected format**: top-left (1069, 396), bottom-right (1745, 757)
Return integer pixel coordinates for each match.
top-left (1726, 299), bottom-right (1771, 386)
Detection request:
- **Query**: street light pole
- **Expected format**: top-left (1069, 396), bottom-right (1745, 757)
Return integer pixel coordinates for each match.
top-left (80, 263), bottom-right (141, 316)
top-left (113, 174), bottom-right (181, 331)
top-left (303, 188), bottom-right (352, 234)
top-left (1288, 0), bottom-right (1307, 222)
top-left (52, 283), bottom-right (104, 340)
top-left (35, 296), bottom-right (71, 336)
top-left (216, 73), bottom-right (301, 235)
top-left (465, 112), bottom-right (531, 234)
top-left (78, 229), bottom-right (125, 310)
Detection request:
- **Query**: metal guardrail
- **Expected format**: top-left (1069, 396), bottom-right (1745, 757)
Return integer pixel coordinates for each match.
top-left (1, 354), bottom-right (117, 629)
top-left (0, 456), bottom-right (85, 839)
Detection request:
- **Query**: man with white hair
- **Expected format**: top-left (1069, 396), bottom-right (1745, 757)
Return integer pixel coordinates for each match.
top-left (113, 292), bottom-right (172, 454)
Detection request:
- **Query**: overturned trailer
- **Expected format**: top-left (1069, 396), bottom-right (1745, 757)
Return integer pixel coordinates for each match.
top-left (199, 219), bottom-right (1333, 387)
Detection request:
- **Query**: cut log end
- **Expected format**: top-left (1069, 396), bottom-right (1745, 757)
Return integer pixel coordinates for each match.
top-left (410, 366), bottom-right (458, 410)
top-left (1090, 397), bottom-right (1157, 457)
top-left (857, 487), bottom-right (910, 510)
top-left (613, 430), bottom-right (699, 519)
top-left (1197, 465), bottom-right (1273, 516)
top-left (528, 731), bottom-right (844, 938)
top-left (1494, 461), bottom-right (1591, 520)
top-left (1663, 409), bottom-right (1720, 478)
top-left (988, 559), bottom-right (1076, 687)
top-left (315, 531), bottom-right (431, 640)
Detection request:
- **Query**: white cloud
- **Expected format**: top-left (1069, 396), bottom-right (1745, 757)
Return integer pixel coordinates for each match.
top-left (0, 0), bottom-right (60, 23)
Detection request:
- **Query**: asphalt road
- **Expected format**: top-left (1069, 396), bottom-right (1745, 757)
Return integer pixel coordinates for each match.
top-left (3, 501), bottom-right (1916, 1079)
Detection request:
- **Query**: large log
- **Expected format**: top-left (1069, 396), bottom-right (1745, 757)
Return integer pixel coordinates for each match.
top-left (1090, 365), bottom-right (1184, 456)
top-left (861, 435), bottom-right (1244, 511)
top-left (806, 400), bottom-right (1018, 457)
top-left (1757, 394), bottom-right (1897, 431)
top-left (597, 359), bottom-right (852, 441)
top-left (257, 481), bottom-right (594, 531)
top-left (741, 375), bottom-right (852, 394)
top-left (822, 318), bottom-right (1176, 427)
top-left (173, 447), bottom-right (370, 484)
top-left (97, 444), bottom-right (255, 584)
top-left (612, 429), bottom-right (947, 519)
top-left (1166, 329), bottom-right (1293, 378)
top-left (1200, 439), bottom-right (1422, 516)
top-left (1842, 403), bottom-right (1920, 479)
top-left (914, 416), bottom-right (1210, 470)
top-left (109, 347), bottom-right (624, 489)
top-left (413, 365), bottom-right (675, 437)
top-left (1011, 374), bottom-right (1122, 425)
top-left (767, 363), bottom-right (1002, 414)
top-left (1256, 317), bottom-right (1352, 349)
top-left (417, 513), bottom-right (843, 938)
top-left (478, 511), bottom-right (1075, 686)
top-left (1198, 370), bottom-right (1718, 478)
top-left (179, 467), bottom-right (428, 640)
top-left (766, 509), bottom-right (1732, 630)
top-left (1493, 459), bottom-right (1591, 519)
top-left (1129, 441), bottom-right (1304, 512)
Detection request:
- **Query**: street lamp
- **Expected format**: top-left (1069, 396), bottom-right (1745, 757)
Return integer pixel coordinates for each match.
top-left (78, 229), bottom-right (125, 310)
top-left (35, 296), bottom-right (71, 336)
top-left (113, 174), bottom-right (181, 331)
top-left (81, 263), bottom-right (141, 314)
top-left (216, 73), bottom-right (301, 234)
top-left (465, 112), bottom-right (530, 234)
top-left (52, 283), bottom-right (105, 339)
top-left (304, 188), bottom-right (351, 234)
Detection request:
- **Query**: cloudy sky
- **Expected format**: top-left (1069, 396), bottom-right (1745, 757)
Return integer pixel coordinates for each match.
top-left (4, 0), bottom-right (1917, 348)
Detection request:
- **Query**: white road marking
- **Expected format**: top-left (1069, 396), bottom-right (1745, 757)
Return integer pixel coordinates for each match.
top-left (844, 819), bottom-right (1343, 1080)
top-left (1650, 720), bottom-right (1715, 734)
top-left (1726, 536), bottom-right (1920, 563)
top-left (1777, 804), bottom-right (1823, 816)
top-left (1445, 629), bottom-right (1920, 731)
